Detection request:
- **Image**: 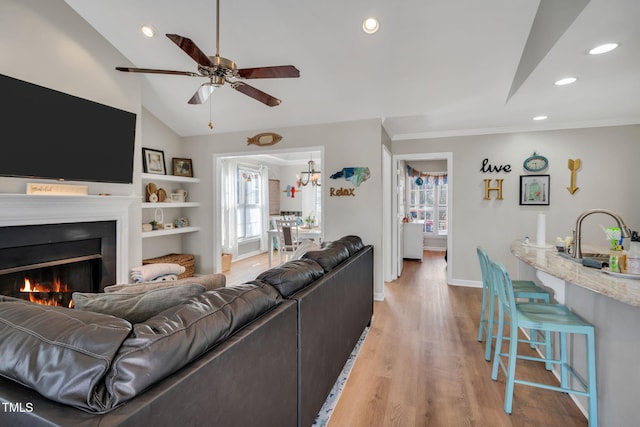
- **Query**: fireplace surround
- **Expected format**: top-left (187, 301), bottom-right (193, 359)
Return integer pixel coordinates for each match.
top-left (0, 194), bottom-right (136, 291)
top-left (0, 221), bottom-right (116, 305)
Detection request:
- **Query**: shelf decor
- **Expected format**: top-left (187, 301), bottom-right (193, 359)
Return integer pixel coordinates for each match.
top-left (172, 158), bottom-right (193, 177)
top-left (142, 148), bottom-right (166, 175)
top-left (520, 175), bottom-right (550, 205)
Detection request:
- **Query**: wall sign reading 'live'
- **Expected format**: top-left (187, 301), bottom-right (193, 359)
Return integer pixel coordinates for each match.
top-left (480, 158), bottom-right (511, 200)
top-left (480, 158), bottom-right (512, 173)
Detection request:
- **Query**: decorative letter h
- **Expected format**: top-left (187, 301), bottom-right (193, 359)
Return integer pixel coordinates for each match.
top-left (484, 179), bottom-right (503, 200)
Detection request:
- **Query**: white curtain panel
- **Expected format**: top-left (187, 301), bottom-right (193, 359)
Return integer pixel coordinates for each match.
top-left (221, 159), bottom-right (238, 257)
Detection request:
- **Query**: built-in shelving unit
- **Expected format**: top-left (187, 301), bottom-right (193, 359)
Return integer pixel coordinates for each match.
top-left (141, 225), bottom-right (200, 239)
top-left (141, 173), bottom-right (200, 184)
top-left (142, 201), bottom-right (200, 209)
top-left (141, 173), bottom-right (200, 238)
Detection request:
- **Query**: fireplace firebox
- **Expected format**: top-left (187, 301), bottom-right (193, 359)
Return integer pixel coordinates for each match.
top-left (0, 221), bottom-right (116, 306)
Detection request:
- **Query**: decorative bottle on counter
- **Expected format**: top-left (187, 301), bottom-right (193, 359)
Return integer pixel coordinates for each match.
top-left (610, 246), bottom-right (623, 273)
top-left (627, 231), bottom-right (640, 275)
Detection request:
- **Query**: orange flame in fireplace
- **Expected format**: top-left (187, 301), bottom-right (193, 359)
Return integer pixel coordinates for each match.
top-left (20, 278), bottom-right (72, 306)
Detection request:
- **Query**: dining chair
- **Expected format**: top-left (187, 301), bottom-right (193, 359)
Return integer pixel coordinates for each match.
top-left (276, 219), bottom-right (300, 263)
top-left (489, 258), bottom-right (598, 426)
top-left (477, 246), bottom-right (552, 361)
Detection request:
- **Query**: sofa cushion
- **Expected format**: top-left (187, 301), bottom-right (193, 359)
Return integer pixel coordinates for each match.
top-left (0, 296), bottom-right (132, 412)
top-left (73, 283), bottom-right (206, 324)
top-left (257, 258), bottom-right (325, 297)
top-left (104, 281), bottom-right (282, 407)
top-left (103, 273), bottom-right (226, 294)
top-left (336, 235), bottom-right (365, 256)
top-left (302, 241), bottom-right (350, 273)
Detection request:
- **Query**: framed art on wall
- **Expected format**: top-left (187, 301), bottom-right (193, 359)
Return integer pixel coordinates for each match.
top-left (172, 158), bottom-right (194, 177)
top-left (520, 175), bottom-right (550, 205)
top-left (142, 148), bottom-right (166, 175)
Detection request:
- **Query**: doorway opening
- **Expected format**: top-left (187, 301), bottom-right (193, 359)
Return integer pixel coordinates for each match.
top-left (391, 152), bottom-right (453, 285)
top-left (213, 147), bottom-right (324, 271)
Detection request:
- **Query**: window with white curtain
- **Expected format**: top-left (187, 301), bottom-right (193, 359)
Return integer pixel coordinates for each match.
top-left (236, 165), bottom-right (263, 240)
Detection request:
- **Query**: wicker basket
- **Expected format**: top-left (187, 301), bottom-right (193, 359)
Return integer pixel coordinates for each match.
top-left (142, 253), bottom-right (195, 279)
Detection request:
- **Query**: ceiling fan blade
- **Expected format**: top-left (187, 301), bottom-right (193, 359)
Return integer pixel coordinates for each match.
top-left (166, 34), bottom-right (215, 67)
top-left (116, 67), bottom-right (200, 77)
top-left (237, 65), bottom-right (300, 79)
top-left (188, 83), bottom-right (216, 105)
top-left (231, 81), bottom-right (281, 106)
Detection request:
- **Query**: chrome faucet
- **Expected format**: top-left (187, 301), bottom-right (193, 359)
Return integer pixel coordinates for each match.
top-left (571, 209), bottom-right (632, 259)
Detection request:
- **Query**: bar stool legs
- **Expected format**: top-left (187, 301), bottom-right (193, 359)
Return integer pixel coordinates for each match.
top-left (489, 259), bottom-right (598, 427)
top-left (477, 247), bottom-right (551, 362)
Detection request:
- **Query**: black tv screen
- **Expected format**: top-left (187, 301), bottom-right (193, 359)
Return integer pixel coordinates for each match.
top-left (0, 74), bottom-right (136, 184)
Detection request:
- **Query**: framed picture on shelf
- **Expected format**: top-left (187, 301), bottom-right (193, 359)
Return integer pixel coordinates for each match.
top-left (520, 175), bottom-right (550, 206)
top-left (172, 158), bottom-right (193, 177)
top-left (142, 148), bottom-right (166, 175)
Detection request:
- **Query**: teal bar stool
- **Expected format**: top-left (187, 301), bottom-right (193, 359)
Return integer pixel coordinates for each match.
top-left (477, 247), bottom-right (551, 361)
top-left (489, 259), bottom-right (598, 426)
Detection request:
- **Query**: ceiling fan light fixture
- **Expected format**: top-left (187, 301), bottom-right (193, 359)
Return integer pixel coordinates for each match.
top-left (141, 24), bottom-right (156, 38)
top-left (555, 77), bottom-right (577, 86)
top-left (589, 43), bottom-right (618, 55)
top-left (362, 18), bottom-right (380, 34)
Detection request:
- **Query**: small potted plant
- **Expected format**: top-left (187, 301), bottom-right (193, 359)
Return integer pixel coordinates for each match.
top-left (304, 216), bottom-right (315, 229)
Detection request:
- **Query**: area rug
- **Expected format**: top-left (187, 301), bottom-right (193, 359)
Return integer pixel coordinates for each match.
top-left (312, 326), bottom-right (370, 427)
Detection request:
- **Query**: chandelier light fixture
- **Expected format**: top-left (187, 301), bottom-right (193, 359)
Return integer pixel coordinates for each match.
top-left (297, 158), bottom-right (321, 187)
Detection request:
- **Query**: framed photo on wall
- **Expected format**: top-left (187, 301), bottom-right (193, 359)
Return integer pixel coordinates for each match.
top-left (172, 158), bottom-right (194, 177)
top-left (520, 175), bottom-right (550, 205)
top-left (142, 148), bottom-right (166, 175)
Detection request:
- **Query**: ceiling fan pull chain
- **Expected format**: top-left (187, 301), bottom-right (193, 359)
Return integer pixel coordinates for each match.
top-left (208, 95), bottom-right (214, 129)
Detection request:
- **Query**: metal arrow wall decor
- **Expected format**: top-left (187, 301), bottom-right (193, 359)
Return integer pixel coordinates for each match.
top-left (567, 158), bottom-right (581, 194)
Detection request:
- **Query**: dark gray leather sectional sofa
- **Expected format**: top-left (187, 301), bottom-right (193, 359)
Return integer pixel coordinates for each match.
top-left (0, 236), bottom-right (373, 427)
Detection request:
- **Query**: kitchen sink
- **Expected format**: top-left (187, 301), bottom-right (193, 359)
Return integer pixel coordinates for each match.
top-left (558, 251), bottom-right (609, 268)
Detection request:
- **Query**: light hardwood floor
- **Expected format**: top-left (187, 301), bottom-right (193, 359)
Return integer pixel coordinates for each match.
top-left (226, 250), bottom-right (588, 426)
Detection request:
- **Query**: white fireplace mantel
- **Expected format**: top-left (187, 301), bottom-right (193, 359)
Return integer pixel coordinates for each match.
top-left (0, 194), bottom-right (139, 284)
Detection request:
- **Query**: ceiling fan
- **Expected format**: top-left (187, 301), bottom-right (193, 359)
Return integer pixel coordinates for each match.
top-left (115, 0), bottom-right (299, 107)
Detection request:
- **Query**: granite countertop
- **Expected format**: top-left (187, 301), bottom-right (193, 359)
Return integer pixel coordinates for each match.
top-left (510, 240), bottom-right (640, 307)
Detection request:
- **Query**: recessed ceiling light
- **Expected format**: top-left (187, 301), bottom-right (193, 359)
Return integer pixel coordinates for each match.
top-left (589, 43), bottom-right (618, 55)
top-left (533, 115), bottom-right (548, 121)
top-left (362, 18), bottom-right (380, 34)
top-left (555, 77), bottom-right (577, 86)
top-left (141, 25), bottom-right (156, 38)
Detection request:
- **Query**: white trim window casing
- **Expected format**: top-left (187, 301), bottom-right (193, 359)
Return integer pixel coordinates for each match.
top-left (407, 173), bottom-right (448, 236)
top-left (236, 165), bottom-right (263, 241)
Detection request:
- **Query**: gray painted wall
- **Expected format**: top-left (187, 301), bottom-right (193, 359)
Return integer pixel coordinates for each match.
top-left (394, 124), bottom-right (640, 285)
top-left (181, 119), bottom-right (385, 298)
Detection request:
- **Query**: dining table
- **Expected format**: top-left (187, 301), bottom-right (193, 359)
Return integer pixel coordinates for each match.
top-left (267, 226), bottom-right (322, 267)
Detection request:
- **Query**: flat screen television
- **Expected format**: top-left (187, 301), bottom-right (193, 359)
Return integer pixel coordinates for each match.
top-left (0, 74), bottom-right (137, 184)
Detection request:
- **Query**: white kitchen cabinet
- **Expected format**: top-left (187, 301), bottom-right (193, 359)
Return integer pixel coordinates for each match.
top-left (403, 222), bottom-right (424, 261)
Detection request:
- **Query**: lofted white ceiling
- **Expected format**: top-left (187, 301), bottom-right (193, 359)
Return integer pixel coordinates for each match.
top-left (63, 0), bottom-right (640, 140)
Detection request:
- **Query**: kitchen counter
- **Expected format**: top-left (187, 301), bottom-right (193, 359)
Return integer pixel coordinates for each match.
top-left (510, 239), bottom-right (640, 426)
top-left (510, 240), bottom-right (640, 307)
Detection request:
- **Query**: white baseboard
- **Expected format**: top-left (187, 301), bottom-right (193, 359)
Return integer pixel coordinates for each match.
top-left (448, 278), bottom-right (482, 288)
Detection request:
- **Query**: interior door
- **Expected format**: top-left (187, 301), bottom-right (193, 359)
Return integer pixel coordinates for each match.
top-left (396, 160), bottom-right (405, 276)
